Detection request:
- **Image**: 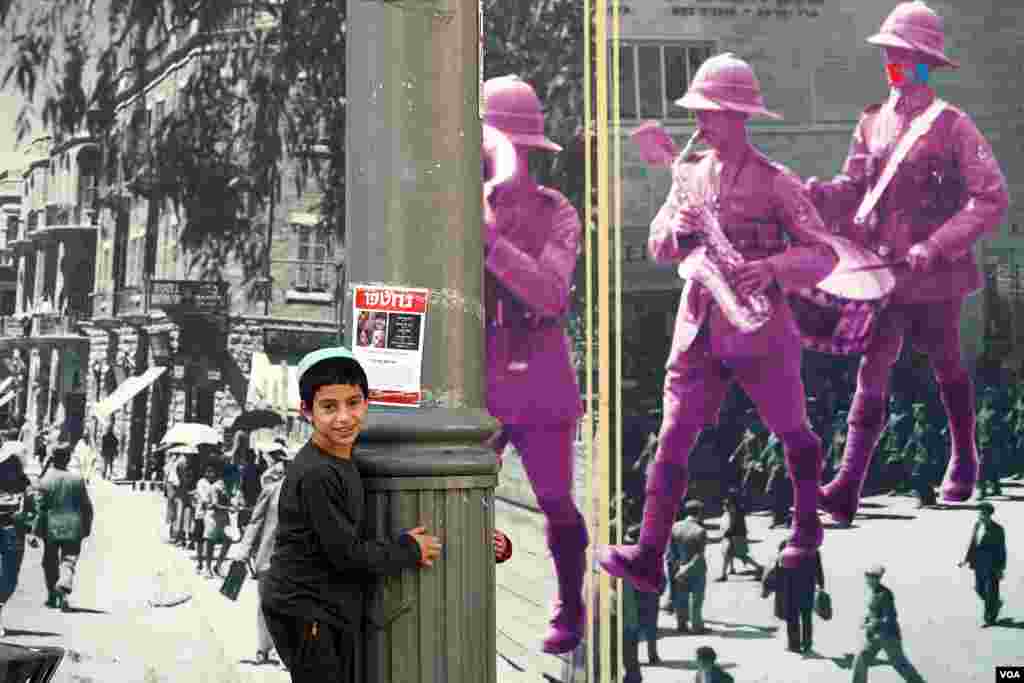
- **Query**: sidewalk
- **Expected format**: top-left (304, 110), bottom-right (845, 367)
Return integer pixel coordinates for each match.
top-left (631, 483), bottom-right (1024, 683)
top-left (0, 468), bottom-right (567, 682)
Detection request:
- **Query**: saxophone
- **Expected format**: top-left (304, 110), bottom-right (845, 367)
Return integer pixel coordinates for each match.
top-left (673, 129), bottom-right (774, 334)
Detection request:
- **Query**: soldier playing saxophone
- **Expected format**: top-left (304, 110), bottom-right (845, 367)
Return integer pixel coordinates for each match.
top-left (598, 54), bottom-right (839, 592)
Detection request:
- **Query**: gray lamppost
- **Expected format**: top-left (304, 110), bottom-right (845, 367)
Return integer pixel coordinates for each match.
top-left (345, 2), bottom-right (498, 682)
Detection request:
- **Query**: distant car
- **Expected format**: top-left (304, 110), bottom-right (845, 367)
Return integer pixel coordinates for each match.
top-left (0, 642), bottom-right (65, 682)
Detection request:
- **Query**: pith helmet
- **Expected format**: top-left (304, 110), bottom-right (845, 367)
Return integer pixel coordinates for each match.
top-left (675, 53), bottom-right (782, 120)
top-left (866, 2), bottom-right (959, 69)
top-left (483, 76), bottom-right (562, 152)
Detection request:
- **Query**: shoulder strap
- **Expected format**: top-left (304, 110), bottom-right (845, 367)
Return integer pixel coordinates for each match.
top-left (854, 98), bottom-right (948, 225)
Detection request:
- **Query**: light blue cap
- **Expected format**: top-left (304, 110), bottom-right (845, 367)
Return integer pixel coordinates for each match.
top-left (297, 346), bottom-right (358, 383)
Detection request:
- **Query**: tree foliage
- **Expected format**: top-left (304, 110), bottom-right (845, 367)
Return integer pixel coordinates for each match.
top-left (2, 0), bottom-right (344, 279)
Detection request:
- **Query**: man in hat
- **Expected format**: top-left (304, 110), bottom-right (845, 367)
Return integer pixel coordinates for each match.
top-left (32, 442), bottom-right (93, 611)
top-left (598, 53), bottom-right (839, 594)
top-left (668, 500), bottom-right (711, 635)
top-left (481, 75), bottom-right (588, 654)
top-left (807, 1), bottom-right (1009, 526)
top-left (852, 565), bottom-right (926, 683)
top-left (958, 502), bottom-right (1007, 626)
top-left (259, 348), bottom-right (442, 682)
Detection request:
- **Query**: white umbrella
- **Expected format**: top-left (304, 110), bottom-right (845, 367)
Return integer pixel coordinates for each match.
top-left (0, 440), bottom-right (26, 463)
top-left (160, 423), bottom-right (222, 448)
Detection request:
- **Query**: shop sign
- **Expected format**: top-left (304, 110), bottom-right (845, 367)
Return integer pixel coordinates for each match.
top-left (263, 327), bottom-right (338, 355)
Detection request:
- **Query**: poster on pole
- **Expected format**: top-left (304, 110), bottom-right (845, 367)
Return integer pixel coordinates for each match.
top-left (351, 284), bottom-right (430, 406)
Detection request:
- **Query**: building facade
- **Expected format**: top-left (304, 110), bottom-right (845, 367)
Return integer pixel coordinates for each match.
top-left (0, 5), bottom-right (339, 478)
top-left (615, 0), bottom-right (1023, 402)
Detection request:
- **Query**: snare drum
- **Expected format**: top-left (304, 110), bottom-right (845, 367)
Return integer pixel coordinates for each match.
top-left (787, 235), bottom-right (896, 356)
top-left (788, 288), bottom-right (887, 356)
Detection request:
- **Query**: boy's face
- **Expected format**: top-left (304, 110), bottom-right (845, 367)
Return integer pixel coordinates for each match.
top-left (697, 657), bottom-right (713, 672)
top-left (302, 383), bottom-right (368, 451)
top-left (204, 468), bottom-right (217, 482)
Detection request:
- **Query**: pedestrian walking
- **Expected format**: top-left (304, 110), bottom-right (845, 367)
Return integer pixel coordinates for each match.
top-left (693, 646), bottom-right (734, 683)
top-left (72, 433), bottom-right (98, 487)
top-left (715, 496), bottom-right (764, 582)
top-left (195, 463), bottom-right (233, 579)
top-left (763, 540), bottom-right (824, 654)
top-left (598, 52), bottom-right (839, 592)
top-left (667, 500), bottom-right (710, 635)
top-left (850, 565), bottom-right (927, 683)
top-left (101, 426), bottom-right (118, 480)
top-left (809, 1), bottom-right (1009, 525)
top-left (958, 502), bottom-right (1006, 627)
top-left (31, 443), bottom-right (93, 612)
top-left (0, 443), bottom-right (35, 636)
top-left (259, 348), bottom-right (442, 682)
top-left (228, 443), bottom-right (291, 665)
top-left (625, 522), bottom-right (661, 664)
top-left (767, 461), bottom-right (792, 529)
top-left (621, 526), bottom-right (645, 683)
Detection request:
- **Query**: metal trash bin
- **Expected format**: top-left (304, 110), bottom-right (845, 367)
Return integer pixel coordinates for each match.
top-left (357, 409), bottom-right (499, 683)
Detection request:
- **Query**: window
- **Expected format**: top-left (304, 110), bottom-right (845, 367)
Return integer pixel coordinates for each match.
top-left (293, 224), bottom-right (332, 292)
top-left (618, 42), bottom-right (715, 121)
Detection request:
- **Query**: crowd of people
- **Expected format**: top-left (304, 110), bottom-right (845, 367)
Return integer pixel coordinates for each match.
top-left (618, 482), bottom-right (1010, 683)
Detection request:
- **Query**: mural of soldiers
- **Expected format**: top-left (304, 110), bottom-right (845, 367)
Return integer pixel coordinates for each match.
top-left (481, 76), bottom-right (587, 654)
top-left (597, 53), bottom-right (839, 594)
top-left (807, 1), bottom-right (1009, 525)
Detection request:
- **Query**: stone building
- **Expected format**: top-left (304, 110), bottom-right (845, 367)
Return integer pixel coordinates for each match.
top-left (0, 171), bottom-right (23, 422)
top-left (0, 135), bottom-right (99, 439)
top-left (85, 8), bottom-right (339, 478)
top-left (615, 0), bottom-right (1023, 400)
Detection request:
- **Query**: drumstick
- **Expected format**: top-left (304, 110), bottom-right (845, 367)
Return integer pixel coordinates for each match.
top-left (837, 259), bottom-right (908, 274)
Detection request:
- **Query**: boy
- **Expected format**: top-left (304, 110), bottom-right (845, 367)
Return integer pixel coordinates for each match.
top-left (258, 347), bottom-right (442, 682)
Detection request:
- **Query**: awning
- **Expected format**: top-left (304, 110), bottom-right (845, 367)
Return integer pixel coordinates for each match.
top-left (0, 377), bottom-right (13, 395)
top-left (0, 391), bottom-right (14, 408)
top-left (246, 352), bottom-right (300, 415)
top-left (94, 366), bottom-right (168, 422)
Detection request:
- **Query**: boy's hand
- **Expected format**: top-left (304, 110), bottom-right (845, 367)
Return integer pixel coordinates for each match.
top-left (494, 529), bottom-right (512, 563)
top-left (407, 526), bottom-right (442, 568)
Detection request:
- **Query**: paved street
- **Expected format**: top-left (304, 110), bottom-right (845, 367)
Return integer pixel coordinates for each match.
top-left (632, 484), bottom-right (1024, 683)
top-left (3, 467), bottom-right (1021, 682)
top-left (0, 467), bottom-right (565, 682)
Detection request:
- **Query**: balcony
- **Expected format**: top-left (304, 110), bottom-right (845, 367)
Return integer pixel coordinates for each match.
top-left (32, 203), bottom-right (98, 241)
top-left (32, 313), bottom-right (86, 341)
top-left (148, 279), bottom-right (229, 314)
top-left (0, 315), bottom-right (32, 349)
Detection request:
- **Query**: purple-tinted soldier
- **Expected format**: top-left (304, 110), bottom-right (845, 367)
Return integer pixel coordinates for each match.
top-left (597, 53), bottom-right (839, 593)
top-left (807, 1), bottom-right (1009, 525)
top-left (481, 76), bottom-right (587, 654)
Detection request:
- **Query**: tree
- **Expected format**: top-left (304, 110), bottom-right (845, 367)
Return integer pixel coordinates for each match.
top-left (2, 0), bottom-right (344, 279)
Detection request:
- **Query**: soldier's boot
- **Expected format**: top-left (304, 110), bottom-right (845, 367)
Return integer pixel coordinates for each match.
top-left (598, 460), bottom-right (690, 593)
top-left (819, 393), bottom-right (887, 527)
top-left (939, 378), bottom-right (979, 502)
top-left (540, 506), bottom-right (589, 655)
top-left (781, 429), bottom-right (825, 569)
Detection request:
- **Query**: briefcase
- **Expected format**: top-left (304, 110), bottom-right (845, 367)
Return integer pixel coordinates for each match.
top-left (814, 589), bottom-right (833, 621)
top-left (219, 560), bottom-right (248, 602)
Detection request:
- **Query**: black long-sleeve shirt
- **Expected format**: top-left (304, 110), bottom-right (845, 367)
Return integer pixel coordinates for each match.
top-left (259, 441), bottom-right (421, 633)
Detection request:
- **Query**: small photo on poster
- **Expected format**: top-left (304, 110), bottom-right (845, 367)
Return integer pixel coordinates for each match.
top-left (356, 311), bottom-right (389, 348)
top-left (386, 313), bottom-right (422, 351)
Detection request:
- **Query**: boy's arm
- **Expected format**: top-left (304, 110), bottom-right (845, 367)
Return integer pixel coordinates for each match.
top-left (302, 474), bottom-right (421, 575)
